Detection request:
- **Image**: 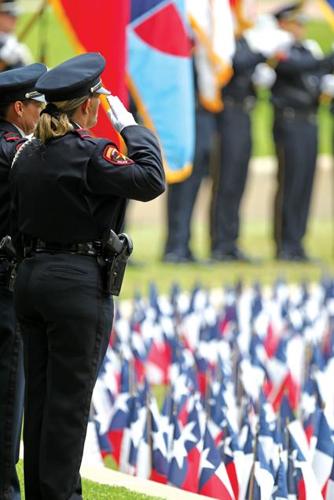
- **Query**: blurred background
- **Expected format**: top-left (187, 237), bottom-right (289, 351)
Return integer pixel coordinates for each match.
top-left (12, 0), bottom-right (334, 296)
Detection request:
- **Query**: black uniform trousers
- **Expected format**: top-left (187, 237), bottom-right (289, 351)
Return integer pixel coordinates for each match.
top-left (14, 253), bottom-right (113, 500)
top-left (0, 260), bottom-right (24, 500)
top-left (273, 110), bottom-right (318, 255)
top-left (210, 104), bottom-right (252, 254)
top-left (163, 106), bottom-right (216, 258)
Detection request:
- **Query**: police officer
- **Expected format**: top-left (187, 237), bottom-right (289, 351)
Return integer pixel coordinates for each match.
top-left (0, 63), bottom-right (46, 500)
top-left (10, 53), bottom-right (165, 500)
top-left (0, 0), bottom-right (31, 71)
top-left (271, 3), bottom-right (334, 261)
top-left (162, 100), bottom-right (216, 263)
top-left (210, 36), bottom-right (269, 261)
top-left (163, 33), bottom-right (276, 263)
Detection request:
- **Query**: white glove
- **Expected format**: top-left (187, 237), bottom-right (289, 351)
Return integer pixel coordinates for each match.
top-left (252, 63), bottom-right (276, 89)
top-left (106, 95), bottom-right (137, 133)
top-left (244, 15), bottom-right (293, 57)
top-left (321, 74), bottom-right (334, 97)
top-left (0, 35), bottom-right (32, 65)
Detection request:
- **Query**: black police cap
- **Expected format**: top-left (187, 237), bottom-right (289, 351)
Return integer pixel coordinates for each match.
top-left (35, 52), bottom-right (110, 102)
top-left (0, 63), bottom-right (47, 103)
top-left (273, 2), bottom-right (306, 23)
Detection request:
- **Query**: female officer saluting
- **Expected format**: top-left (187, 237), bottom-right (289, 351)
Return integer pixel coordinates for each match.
top-left (9, 52), bottom-right (165, 500)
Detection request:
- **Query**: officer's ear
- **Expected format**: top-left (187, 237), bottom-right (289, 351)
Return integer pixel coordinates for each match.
top-left (13, 100), bottom-right (24, 118)
top-left (81, 98), bottom-right (91, 115)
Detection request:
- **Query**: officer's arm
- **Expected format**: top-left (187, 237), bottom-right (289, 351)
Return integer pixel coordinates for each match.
top-left (233, 49), bottom-right (265, 73)
top-left (276, 47), bottom-right (334, 76)
top-left (87, 125), bottom-right (166, 201)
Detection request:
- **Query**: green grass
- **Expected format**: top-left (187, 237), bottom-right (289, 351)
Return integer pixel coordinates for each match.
top-left (17, 461), bottom-right (162, 500)
top-left (120, 219), bottom-right (334, 299)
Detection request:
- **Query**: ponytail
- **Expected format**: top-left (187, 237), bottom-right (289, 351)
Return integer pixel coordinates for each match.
top-left (34, 95), bottom-right (89, 143)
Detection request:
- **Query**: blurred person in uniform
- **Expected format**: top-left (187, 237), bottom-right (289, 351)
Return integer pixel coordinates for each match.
top-left (9, 53), bottom-right (165, 500)
top-left (271, 2), bottom-right (334, 261)
top-left (0, 63), bottom-right (46, 500)
top-left (0, 0), bottom-right (31, 70)
top-left (210, 31), bottom-right (277, 262)
top-left (162, 17), bottom-right (285, 263)
top-left (162, 66), bottom-right (216, 263)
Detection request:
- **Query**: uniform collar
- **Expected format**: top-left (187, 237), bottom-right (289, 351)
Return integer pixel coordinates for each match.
top-left (0, 119), bottom-right (25, 137)
top-left (71, 121), bottom-right (82, 130)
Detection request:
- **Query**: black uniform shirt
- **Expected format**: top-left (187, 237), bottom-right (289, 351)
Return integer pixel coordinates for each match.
top-left (272, 41), bottom-right (334, 112)
top-left (0, 120), bottom-right (23, 240)
top-left (222, 37), bottom-right (265, 103)
top-left (10, 124), bottom-right (165, 245)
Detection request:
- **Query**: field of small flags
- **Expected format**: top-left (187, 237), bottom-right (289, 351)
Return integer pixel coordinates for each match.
top-left (89, 279), bottom-right (334, 499)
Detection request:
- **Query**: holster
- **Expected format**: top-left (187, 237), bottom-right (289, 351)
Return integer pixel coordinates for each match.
top-left (101, 230), bottom-right (133, 296)
top-left (0, 235), bottom-right (17, 291)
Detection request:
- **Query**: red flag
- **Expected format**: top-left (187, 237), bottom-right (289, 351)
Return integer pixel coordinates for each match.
top-left (48, 0), bottom-right (129, 144)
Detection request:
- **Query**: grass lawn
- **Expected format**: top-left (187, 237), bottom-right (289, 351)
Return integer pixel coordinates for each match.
top-left (121, 219), bottom-right (334, 299)
top-left (17, 461), bottom-right (162, 500)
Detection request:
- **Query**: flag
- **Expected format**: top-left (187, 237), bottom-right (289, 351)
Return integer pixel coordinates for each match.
top-left (287, 424), bottom-right (323, 500)
top-left (48, 0), bottom-right (128, 145)
top-left (230, 0), bottom-right (256, 34)
top-left (187, 0), bottom-right (235, 112)
top-left (150, 399), bottom-right (169, 484)
top-left (198, 424), bottom-right (235, 500)
top-left (107, 392), bottom-right (131, 465)
top-left (181, 401), bottom-right (202, 492)
top-left (273, 458), bottom-right (288, 500)
top-left (128, 0), bottom-right (195, 183)
top-left (312, 410), bottom-right (334, 494)
top-left (246, 440), bottom-right (274, 500)
top-left (168, 413), bottom-right (189, 488)
top-left (326, 460), bottom-right (334, 500)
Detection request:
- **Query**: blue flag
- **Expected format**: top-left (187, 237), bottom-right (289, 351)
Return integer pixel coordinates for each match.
top-left (128, 0), bottom-right (195, 183)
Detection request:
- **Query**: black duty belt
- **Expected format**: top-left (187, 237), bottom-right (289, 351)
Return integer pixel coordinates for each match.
top-left (274, 107), bottom-right (317, 123)
top-left (223, 96), bottom-right (256, 113)
top-left (24, 239), bottom-right (102, 257)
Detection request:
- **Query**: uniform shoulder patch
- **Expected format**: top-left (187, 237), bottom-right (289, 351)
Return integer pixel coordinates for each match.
top-left (103, 145), bottom-right (134, 166)
top-left (4, 132), bottom-right (21, 142)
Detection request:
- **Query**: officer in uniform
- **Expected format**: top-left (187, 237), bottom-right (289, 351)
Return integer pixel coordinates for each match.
top-left (210, 36), bottom-right (267, 261)
top-left (163, 35), bottom-right (272, 263)
top-left (10, 52), bottom-right (165, 500)
top-left (0, 0), bottom-right (31, 71)
top-left (271, 3), bottom-right (334, 260)
top-left (0, 63), bottom-right (46, 500)
top-left (162, 97), bottom-right (216, 263)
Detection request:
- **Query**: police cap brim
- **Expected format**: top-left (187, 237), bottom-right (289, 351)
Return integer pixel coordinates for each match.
top-left (35, 52), bottom-right (109, 102)
top-left (0, 63), bottom-right (47, 103)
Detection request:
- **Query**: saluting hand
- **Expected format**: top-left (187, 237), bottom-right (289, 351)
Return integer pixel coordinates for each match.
top-left (107, 95), bottom-right (137, 133)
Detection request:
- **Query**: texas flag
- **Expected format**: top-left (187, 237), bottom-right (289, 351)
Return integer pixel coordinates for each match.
top-left (198, 424), bottom-right (235, 500)
top-left (312, 410), bottom-right (334, 496)
top-left (128, 0), bottom-right (195, 183)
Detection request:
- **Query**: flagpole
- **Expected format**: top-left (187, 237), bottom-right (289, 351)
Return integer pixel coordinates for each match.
top-left (146, 392), bottom-right (153, 477)
top-left (130, 357), bottom-right (135, 396)
top-left (17, 0), bottom-right (49, 42)
top-left (248, 425), bottom-right (259, 500)
top-left (204, 367), bottom-right (211, 418)
top-left (38, 1), bottom-right (49, 64)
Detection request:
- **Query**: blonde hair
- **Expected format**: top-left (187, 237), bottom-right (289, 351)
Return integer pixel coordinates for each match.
top-left (34, 95), bottom-right (89, 143)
